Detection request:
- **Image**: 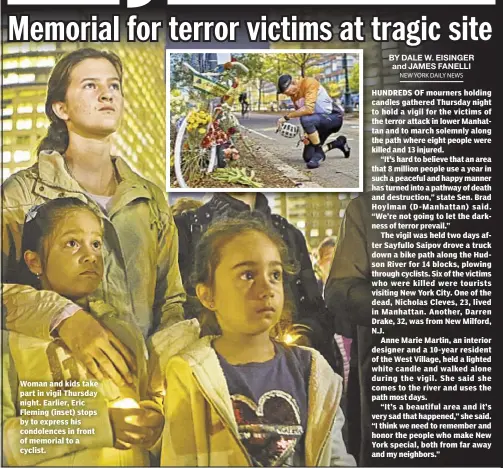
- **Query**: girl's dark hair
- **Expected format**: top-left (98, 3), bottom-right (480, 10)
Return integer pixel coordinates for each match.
top-left (37, 48), bottom-right (123, 155)
top-left (19, 198), bottom-right (102, 287)
top-left (190, 212), bottom-right (299, 335)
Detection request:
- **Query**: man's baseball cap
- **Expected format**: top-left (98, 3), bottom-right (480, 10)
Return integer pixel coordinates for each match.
top-left (278, 74), bottom-right (292, 93)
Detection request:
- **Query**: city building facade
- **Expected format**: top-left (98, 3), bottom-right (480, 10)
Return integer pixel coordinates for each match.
top-left (269, 192), bottom-right (359, 249)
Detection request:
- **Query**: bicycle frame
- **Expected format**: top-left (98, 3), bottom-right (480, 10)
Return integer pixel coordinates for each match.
top-left (172, 61), bottom-right (249, 188)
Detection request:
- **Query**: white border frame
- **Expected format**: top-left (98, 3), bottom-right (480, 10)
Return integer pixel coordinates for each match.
top-left (166, 48), bottom-right (364, 193)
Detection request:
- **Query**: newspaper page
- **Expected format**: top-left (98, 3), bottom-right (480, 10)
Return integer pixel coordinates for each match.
top-left (1, 0), bottom-right (496, 466)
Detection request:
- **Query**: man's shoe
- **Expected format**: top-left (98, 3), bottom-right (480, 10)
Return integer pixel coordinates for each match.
top-left (303, 144), bottom-right (315, 162)
top-left (306, 159), bottom-right (321, 169)
top-left (324, 135), bottom-right (350, 158)
top-left (306, 147), bottom-right (325, 169)
top-left (342, 141), bottom-right (351, 158)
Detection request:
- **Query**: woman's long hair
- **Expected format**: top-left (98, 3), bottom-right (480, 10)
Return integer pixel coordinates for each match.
top-left (37, 48), bottom-right (123, 155)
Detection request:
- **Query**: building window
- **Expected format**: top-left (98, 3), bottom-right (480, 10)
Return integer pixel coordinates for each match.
top-left (38, 44), bottom-right (57, 52)
top-left (36, 118), bottom-right (48, 129)
top-left (35, 57), bottom-right (56, 68)
top-left (4, 44), bottom-right (21, 54)
top-left (325, 228), bottom-right (333, 236)
top-left (21, 73), bottom-right (36, 83)
top-left (297, 220), bottom-right (306, 229)
top-left (3, 151), bottom-right (12, 163)
top-left (14, 150), bottom-right (31, 163)
top-left (16, 119), bottom-right (33, 130)
top-left (2, 168), bottom-right (12, 181)
top-left (17, 104), bottom-right (33, 114)
top-left (339, 209), bottom-right (346, 218)
top-left (37, 103), bottom-right (45, 113)
top-left (3, 120), bottom-right (13, 131)
top-left (19, 89), bottom-right (39, 98)
top-left (310, 229), bottom-right (319, 238)
top-left (16, 135), bottom-right (30, 145)
top-left (2, 106), bottom-right (14, 117)
top-left (3, 73), bottom-right (36, 85)
top-left (20, 58), bottom-right (32, 68)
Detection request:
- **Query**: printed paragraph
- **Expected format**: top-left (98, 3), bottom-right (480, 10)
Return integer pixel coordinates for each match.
top-left (369, 83), bottom-right (492, 461)
top-left (17, 380), bottom-right (100, 456)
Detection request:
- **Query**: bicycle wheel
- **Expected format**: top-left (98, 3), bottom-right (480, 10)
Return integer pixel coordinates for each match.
top-left (173, 113), bottom-right (217, 188)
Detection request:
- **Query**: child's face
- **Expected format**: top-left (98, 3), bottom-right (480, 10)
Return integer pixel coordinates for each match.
top-left (41, 210), bottom-right (104, 300)
top-left (205, 231), bottom-right (285, 337)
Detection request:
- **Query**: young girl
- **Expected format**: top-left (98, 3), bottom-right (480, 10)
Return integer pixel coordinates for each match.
top-left (2, 198), bottom-right (163, 466)
top-left (161, 215), bottom-right (356, 466)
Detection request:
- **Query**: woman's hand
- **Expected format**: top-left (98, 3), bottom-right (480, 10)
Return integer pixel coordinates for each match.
top-left (109, 407), bottom-right (165, 450)
top-left (57, 310), bottom-right (136, 387)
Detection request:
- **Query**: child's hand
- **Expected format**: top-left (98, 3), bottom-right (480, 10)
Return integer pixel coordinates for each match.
top-left (57, 310), bottom-right (136, 387)
top-left (109, 407), bottom-right (164, 450)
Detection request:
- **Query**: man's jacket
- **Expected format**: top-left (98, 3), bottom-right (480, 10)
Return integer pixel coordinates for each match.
top-left (286, 77), bottom-right (342, 118)
top-left (1, 151), bottom-right (185, 339)
top-left (161, 336), bottom-right (356, 466)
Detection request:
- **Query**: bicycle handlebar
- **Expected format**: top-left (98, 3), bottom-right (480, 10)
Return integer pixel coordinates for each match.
top-left (181, 61), bottom-right (249, 77)
top-left (181, 62), bottom-right (198, 74)
top-left (181, 62), bottom-right (221, 78)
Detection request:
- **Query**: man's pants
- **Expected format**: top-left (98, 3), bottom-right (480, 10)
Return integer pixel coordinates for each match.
top-left (300, 112), bottom-right (343, 143)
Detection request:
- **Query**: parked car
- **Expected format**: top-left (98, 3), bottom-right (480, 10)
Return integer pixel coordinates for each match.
top-left (351, 93), bottom-right (360, 108)
top-left (339, 92), bottom-right (359, 109)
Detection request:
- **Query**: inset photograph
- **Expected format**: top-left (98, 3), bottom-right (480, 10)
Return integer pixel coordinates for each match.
top-left (167, 50), bottom-right (362, 191)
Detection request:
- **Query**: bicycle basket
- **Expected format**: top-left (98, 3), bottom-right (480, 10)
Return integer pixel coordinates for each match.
top-left (279, 122), bottom-right (299, 138)
top-left (192, 74), bottom-right (228, 97)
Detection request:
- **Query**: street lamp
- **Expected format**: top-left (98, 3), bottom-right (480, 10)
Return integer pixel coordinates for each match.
top-left (343, 53), bottom-right (353, 113)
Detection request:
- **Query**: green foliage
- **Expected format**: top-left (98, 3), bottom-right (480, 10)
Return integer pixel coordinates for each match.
top-left (349, 62), bottom-right (360, 92)
top-left (170, 53), bottom-right (193, 91)
top-left (325, 81), bottom-right (343, 98)
top-left (232, 53), bottom-right (265, 85)
top-left (279, 53), bottom-right (324, 78)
